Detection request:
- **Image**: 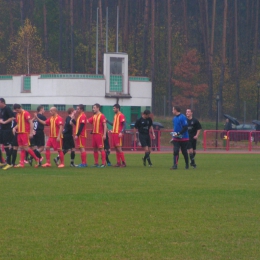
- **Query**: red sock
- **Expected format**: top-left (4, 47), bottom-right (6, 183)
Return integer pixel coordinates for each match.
top-left (58, 150), bottom-right (64, 164)
top-left (28, 149), bottom-right (38, 161)
top-left (116, 152), bottom-right (120, 164)
top-left (94, 151), bottom-right (99, 164)
top-left (46, 149), bottom-right (51, 163)
top-left (101, 151), bottom-right (106, 165)
top-left (20, 150), bottom-right (25, 165)
top-left (120, 152), bottom-right (125, 164)
top-left (81, 152), bottom-right (87, 164)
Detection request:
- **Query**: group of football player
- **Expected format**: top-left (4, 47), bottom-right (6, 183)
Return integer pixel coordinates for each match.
top-left (0, 98), bottom-right (128, 170)
top-left (0, 97), bottom-right (202, 170)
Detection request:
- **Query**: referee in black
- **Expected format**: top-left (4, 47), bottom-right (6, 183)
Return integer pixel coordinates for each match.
top-left (54, 107), bottom-right (76, 167)
top-left (186, 108), bottom-right (202, 168)
top-left (0, 98), bottom-right (15, 170)
top-left (134, 110), bottom-right (155, 166)
top-left (28, 105), bottom-right (47, 165)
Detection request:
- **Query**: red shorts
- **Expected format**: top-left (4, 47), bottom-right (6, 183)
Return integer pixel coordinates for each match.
top-left (76, 136), bottom-right (87, 148)
top-left (46, 137), bottom-right (62, 150)
top-left (112, 133), bottom-right (122, 147)
top-left (92, 134), bottom-right (104, 149)
top-left (17, 133), bottom-right (30, 146)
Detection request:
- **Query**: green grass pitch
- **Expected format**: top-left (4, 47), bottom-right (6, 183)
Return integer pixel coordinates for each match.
top-left (1, 153), bottom-right (260, 259)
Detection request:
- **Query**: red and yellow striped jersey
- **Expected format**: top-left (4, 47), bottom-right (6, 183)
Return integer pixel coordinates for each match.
top-left (88, 113), bottom-right (106, 135)
top-left (75, 112), bottom-right (87, 137)
top-left (16, 110), bottom-right (31, 133)
top-left (112, 112), bottom-right (125, 133)
top-left (45, 115), bottom-right (63, 138)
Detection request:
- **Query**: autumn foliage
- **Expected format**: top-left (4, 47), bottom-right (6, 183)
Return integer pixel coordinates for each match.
top-left (172, 49), bottom-right (208, 109)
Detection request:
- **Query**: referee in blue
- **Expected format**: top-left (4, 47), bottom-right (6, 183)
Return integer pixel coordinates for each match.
top-left (170, 106), bottom-right (189, 170)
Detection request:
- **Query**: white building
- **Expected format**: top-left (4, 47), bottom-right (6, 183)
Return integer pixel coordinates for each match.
top-left (0, 53), bottom-right (152, 124)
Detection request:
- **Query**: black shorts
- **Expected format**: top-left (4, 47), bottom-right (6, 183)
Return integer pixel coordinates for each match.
top-left (62, 134), bottom-right (75, 150)
top-left (2, 129), bottom-right (14, 146)
top-left (139, 133), bottom-right (151, 147)
top-left (187, 138), bottom-right (197, 150)
top-left (104, 137), bottom-right (110, 150)
top-left (33, 131), bottom-right (45, 147)
top-left (11, 133), bottom-right (18, 147)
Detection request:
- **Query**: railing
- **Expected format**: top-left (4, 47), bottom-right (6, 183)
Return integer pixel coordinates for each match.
top-left (42, 129), bottom-right (163, 151)
top-left (203, 130), bottom-right (260, 151)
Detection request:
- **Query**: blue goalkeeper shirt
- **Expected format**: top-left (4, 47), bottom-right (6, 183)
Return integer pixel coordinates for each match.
top-left (172, 114), bottom-right (189, 141)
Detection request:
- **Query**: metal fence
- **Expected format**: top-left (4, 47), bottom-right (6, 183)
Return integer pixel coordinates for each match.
top-left (203, 130), bottom-right (260, 151)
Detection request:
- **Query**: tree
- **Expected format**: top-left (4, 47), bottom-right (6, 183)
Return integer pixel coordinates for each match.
top-left (8, 19), bottom-right (46, 74)
top-left (218, 0), bottom-right (228, 117)
top-left (167, 0), bottom-right (172, 115)
top-left (234, 0), bottom-right (240, 117)
top-left (172, 49), bottom-right (208, 109)
top-left (141, 0), bottom-right (149, 75)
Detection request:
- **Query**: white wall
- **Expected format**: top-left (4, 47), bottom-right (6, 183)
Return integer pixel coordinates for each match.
top-left (0, 75), bottom-right (152, 107)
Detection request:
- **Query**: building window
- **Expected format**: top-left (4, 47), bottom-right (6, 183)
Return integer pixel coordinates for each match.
top-left (110, 75), bottom-right (122, 92)
top-left (22, 76), bottom-right (31, 92)
top-left (73, 105), bottom-right (86, 111)
top-left (7, 104), bottom-right (13, 110)
top-left (41, 105), bottom-right (49, 111)
top-left (22, 104), bottom-right (31, 111)
top-left (54, 104), bottom-right (66, 111)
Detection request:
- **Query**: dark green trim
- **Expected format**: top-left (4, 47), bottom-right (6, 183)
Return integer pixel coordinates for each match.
top-left (40, 74), bottom-right (104, 79)
top-left (129, 76), bottom-right (150, 82)
top-left (0, 75), bottom-right (13, 80)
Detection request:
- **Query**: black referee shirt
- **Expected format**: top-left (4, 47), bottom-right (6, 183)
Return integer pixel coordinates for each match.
top-left (33, 114), bottom-right (46, 131)
top-left (63, 116), bottom-right (75, 135)
top-left (187, 117), bottom-right (202, 138)
top-left (134, 117), bottom-right (153, 135)
top-left (0, 106), bottom-right (15, 130)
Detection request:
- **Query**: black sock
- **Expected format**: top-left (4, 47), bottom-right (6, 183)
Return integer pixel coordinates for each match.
top-left (5, 147), bottom-right (11, 165)
top-left (12, 149), bottom-right (17, 165)
top-left (174, 155), bottom-right (178, 165)
top-left (144, 152), bottom-right (152, 164)
top-left (189, 153), bottom-right (194, 163)
top-left (105, 150), bottom-right (110, 164)
top-left (70, 151), bottom-right (75, 164)
top-left (63, 149), bottom-right (68, 155)
top-left (183, 152), bottom-right (189, 166)
top-left (25, 151), bottom-right (29, 160)
top-left (193, 151), bottom-right (196, 158)
top-left (34, 149), bottom-right (41, 159)
top-left (0, 149), bottom-right (3, 163)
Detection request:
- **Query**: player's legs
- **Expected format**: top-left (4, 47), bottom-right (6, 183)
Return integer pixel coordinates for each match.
top-left (55, 135), bottom-right (71, 165)
top-left (104, 137), bottom-right (111, 165)
top-left (43, 137), bottom-right (53, 165)
top-left (187, 140), bottom-right (195, 166)
top-left (76, 137), bottom-right (87, 167)
top-left (92, 134), bottom-right (99, 165)
top-left (112, 134), bottom-right (126, 167)
top-left (180, 141), bottom-right (189, 169)
top-left (31, 132), bottom-right (45, 161)
top-left (16, 134), bottom-right (40, 167)
top-left (0, 130), bottom-right (4, 165)
top-left (2, 130), bottom-right (13, 166)
top-left (171, 141), bottom-right (181, 169)
top-left (10, 134), bottom-right (18, 166)
top-left (140, 133), bottom-right (153, 166)
top-left (192, 140), bottom-right (197, 167)
top-left (53, 138), bottom-right (64, 167)
top-left (23, 145), bottom-right (40, 164)
top-left (94, 134), bottom-right (106, 166)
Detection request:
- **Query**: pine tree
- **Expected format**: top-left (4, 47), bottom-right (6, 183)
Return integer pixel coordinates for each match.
top-left (8, 19), bottom-right (46, 74)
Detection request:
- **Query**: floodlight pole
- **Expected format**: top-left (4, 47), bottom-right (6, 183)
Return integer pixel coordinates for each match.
top-left (257, 82), bottom-right (260, 120)
top-left (215, 94), bottom-right (220, 148)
